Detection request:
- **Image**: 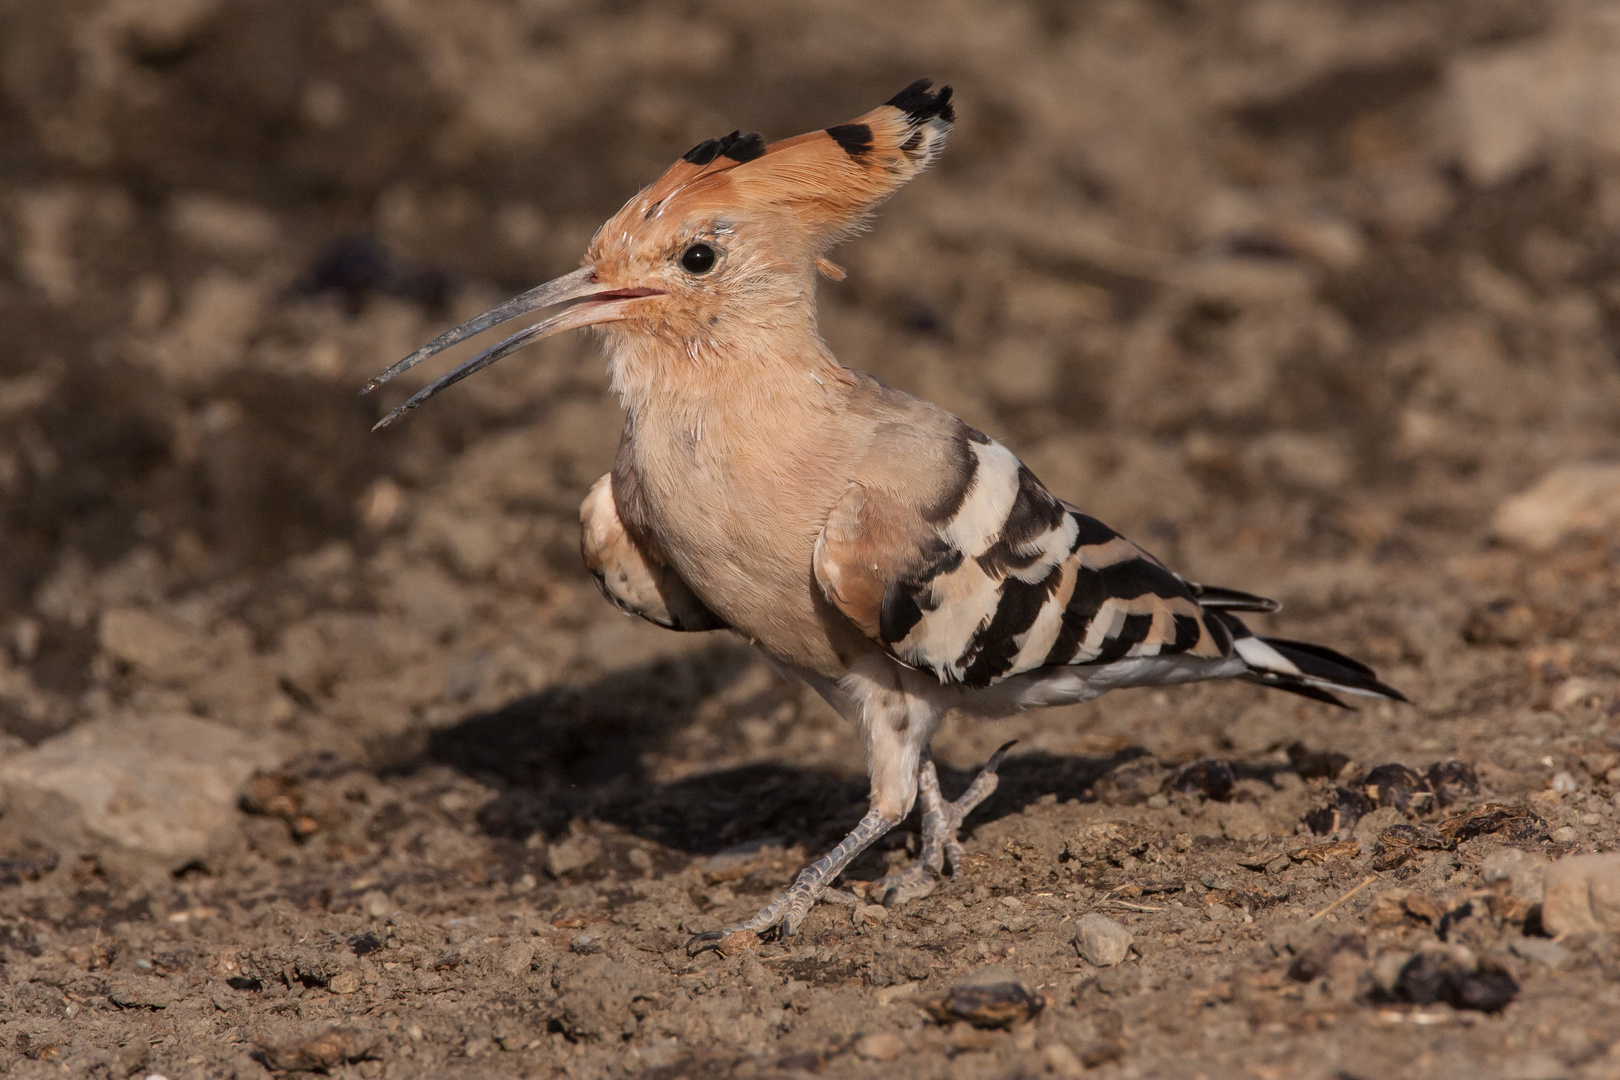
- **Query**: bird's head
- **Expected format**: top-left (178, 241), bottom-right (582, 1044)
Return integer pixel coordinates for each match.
top-left (366, 80), bottom-right (954, 428)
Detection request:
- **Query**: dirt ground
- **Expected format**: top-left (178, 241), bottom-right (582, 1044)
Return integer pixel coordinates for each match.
top-left (3, 0), bottom-right (1620, 1077)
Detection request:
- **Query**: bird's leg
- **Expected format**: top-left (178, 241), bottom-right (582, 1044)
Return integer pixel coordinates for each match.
top-left (688, 656), bottom-right (935, 954)
top-left (872, 740), bottom-right (1016, 908)
top-left (687, 806), bottom-right (901, 953)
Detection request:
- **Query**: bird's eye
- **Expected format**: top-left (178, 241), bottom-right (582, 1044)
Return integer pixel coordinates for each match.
top-left (680, 244), bottom-right (716, 274)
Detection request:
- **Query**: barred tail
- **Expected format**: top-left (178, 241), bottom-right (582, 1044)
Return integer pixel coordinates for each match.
top-left (1209, 610), bottom-right (1408, 708)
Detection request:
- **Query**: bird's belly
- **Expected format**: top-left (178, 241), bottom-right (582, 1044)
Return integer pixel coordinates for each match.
top-left (662, 505), bottom-right (849, 668)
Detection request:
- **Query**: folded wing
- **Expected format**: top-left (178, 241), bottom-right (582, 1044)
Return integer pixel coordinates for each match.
top-left (813, 426), bottom-right (1234, 689)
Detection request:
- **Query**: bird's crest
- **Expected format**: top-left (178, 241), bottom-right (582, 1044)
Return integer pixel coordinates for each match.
top-left (621, 79), bottom-right (955, 253)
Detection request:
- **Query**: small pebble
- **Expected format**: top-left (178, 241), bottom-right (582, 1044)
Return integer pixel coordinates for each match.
top-left (947, 1027), bottom-right (998, 1052)
top-left (1481, 847), bottom-right (1547, 904)
top-left (1074, 913), bottom-right (1133, 966)
top-left (1551, 678), bottom-right (1604, 712)
top-left (1541, 851), bottom-right (1620, 936)
top-left (1551, 825), bottom-right (1578, 844)
top-left (853, 1032), bottom-right (906, 1061)
top-left (1508, 937), bottom-right (1573, 970)
top-left (1499, 1053), bottom-right (1569, 1080)
top-left (1550, 771), bottom-right (1579, 795)
top-left (1042, 1042), bottom-right (1086, 1078)
top-left (360, 890), bottom-right (392, 920)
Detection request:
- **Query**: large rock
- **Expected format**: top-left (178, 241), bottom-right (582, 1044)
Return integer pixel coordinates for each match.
top-left (0, 714), bottom-right (285, 869)
top-left (1074, 913), bottom-right (1134, 967)
top-left (1541, 852), bottom-right (1620, 938)
top-left (1491, 462), bottom-right (1620, 551)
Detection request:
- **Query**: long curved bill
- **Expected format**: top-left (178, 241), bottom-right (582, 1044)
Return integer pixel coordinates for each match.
top-left (363, 266), bottom-right (660, 430)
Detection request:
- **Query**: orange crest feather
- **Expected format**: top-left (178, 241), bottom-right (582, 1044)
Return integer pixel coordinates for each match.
top-left (630, 80), bottom-right (954, 253)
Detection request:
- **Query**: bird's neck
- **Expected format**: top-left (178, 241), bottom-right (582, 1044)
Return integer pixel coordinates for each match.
top-left (602, 318), bottom-right (846, 432)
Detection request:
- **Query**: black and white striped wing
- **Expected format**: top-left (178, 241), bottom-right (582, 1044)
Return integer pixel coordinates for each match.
top-left (814, 431), bottom-right (1237, 689)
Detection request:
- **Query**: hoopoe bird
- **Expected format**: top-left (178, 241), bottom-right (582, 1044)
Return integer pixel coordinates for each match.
top-left (366, 81), bottom-right (1405, 946)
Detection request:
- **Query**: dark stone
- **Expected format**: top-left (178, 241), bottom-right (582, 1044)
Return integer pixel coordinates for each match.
top-left (1305, 785), bottom-right (1375, 834)
top-left (348, 933), bottom-right (382, 957)
top-left (1363, 763), bottom-right (1433, 812)
top-left (921, 980), bottom-right (1044, 1029)
top-left (1424, 761), bottom-right (1479, 807)
top-left (1390, 953), bottom-right (1518, 1012)
top-left (1287, 743), bottom-right (1351, 780)
top-left (1170, 759), bottom-right (1235, 802)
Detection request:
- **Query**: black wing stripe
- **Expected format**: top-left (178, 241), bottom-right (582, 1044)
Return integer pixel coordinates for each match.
top-left (1071, 513), bottom-right (1118, 548)
top-left (1095, 558), bottom-right (1187, 601)
top-left (1090, 611), bottom-right (1155, 665)
top-left (879, 545), bottom-right (963, 644)
top-left (958, 569), bottom-right (1061, 687)
top-left (1173, 612), bottom-right (1204, 651)
top-left (1042, 553), bottom-right (1109, 666)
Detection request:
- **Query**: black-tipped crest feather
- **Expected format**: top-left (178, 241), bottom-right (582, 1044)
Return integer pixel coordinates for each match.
top-left (887, 79), bottom-right (955, 124)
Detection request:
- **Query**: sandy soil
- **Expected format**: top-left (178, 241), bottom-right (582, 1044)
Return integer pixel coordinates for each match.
top-left (3, 1), bottom-right (1620, 1077)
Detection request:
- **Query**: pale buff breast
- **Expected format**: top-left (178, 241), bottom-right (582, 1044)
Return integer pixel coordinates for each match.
top-left (622, 378), bottom-right (876, 675)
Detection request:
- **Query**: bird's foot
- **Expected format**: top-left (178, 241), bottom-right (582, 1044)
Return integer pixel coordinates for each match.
top-left (686, 876), bottom-right (825, 955)
top-left (686, 807), bottom-right (897, 955)
top-left (873, 740), bottom-right (1016, 909)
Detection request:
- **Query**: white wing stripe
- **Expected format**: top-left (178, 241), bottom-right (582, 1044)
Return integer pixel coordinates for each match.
top-left (1233, 636), bottom-right (1302, 675)
top-left (1009, 561), bottom-right (1074, 672)
top-left (940, 440), bottom-right (1022, 557)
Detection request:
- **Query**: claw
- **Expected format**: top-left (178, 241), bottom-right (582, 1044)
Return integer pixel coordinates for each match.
top-left (984, 739), bottom-right (1018, 773)
top-left (685, 929), bottom-right (726, 956)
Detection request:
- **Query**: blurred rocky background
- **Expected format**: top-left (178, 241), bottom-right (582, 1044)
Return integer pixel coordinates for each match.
top-left (2, 1), bottom-right (1620, 1077)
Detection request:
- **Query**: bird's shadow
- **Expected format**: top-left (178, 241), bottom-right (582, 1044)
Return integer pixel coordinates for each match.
top-left (421, 641), bottom-right (1147, 862)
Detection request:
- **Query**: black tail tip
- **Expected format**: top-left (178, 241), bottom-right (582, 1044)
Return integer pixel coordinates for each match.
top-left (887, 79), bottom-right (955, 124)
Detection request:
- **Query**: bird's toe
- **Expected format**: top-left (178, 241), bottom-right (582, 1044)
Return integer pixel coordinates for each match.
top-left (873, 863), bottom-right (941, 908)
top-left (684, 929), bottom-right (727, 956)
